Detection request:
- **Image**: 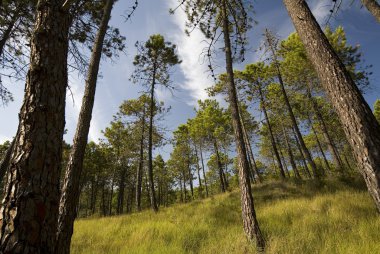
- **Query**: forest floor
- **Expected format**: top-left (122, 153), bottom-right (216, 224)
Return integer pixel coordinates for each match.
top-left (71, 178), bottom-right (380, 254)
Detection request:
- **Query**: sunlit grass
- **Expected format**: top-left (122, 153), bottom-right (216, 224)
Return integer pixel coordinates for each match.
top-left (71, 178), bottom-right (380, 254)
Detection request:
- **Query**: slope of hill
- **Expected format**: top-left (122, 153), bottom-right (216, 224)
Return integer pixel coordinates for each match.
top-left (71, 179), bottom-right (380, 254)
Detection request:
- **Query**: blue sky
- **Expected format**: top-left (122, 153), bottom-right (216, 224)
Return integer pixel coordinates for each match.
top-left (1, 0), bottom-right (380, 159)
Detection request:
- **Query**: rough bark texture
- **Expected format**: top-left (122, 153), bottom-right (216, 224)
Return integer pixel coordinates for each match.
top-left (0, 1), bottom-right (70, 253)
top-left (258, 83), bottom-right (286, 179)
top-left (55, 1), bottom-right (114, 253)
top-left (221, 0), bottom-right (265, 249)
top-left (284, 0), bottom-right (380, 212)
top-left (361, 0), bottom-right (380, 22)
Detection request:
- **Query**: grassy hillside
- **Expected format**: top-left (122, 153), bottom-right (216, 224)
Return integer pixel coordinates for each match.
top-left (71, 179), bottom-right (380, 254)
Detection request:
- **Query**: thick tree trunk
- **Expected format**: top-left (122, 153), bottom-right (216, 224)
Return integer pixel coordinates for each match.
top-left (56, 1), bottom-right (114, 252)
top-left (307, 88), bottom-right (344, 172)
top-left (213, 139), bottom-right (226, 193)
top-left (361, 0), bottom-right (380, 22)
top-left (258, 83), bottom-right (286, 179)
top-left (284, 0), bottom-right (380, 212)
top-left (0, 1), bottom-right (71, 253)
top-left (281, 125), bottom-right (301, 179)
top-left (136, 111), bottom-right (146, 211)
top-left (199, 144), bottom-right (209, 197)
top-left (148, 71), bottom-right (158, 212)
top-left (221, 0), bottom-right (265, 249)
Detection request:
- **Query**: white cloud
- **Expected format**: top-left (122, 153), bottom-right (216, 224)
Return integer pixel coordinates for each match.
top-left (166, 0), bottom-right (214, 106)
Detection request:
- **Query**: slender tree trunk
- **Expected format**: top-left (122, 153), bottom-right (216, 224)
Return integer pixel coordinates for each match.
top-left (0, 1), bottom-right (70, 252)
top-left (307, 88), bottom-right (344, 172)
top-left (281, 125), bottom-right (301, 179)
top-left (148, 68), bottom-right (158, 212)
top-left (308, 115), bottom-right (332, 174)
top-left (117, 166), bottom-right (127, 214)
top-left (213, 139), bottom-right (226, 193)
top-left (187, 146), bottom-right (194, 198)
top-left (194, 144), bottom-right (203, 197)
top-left (279, 148), bottom-right (290, 178)
top-left (136, 111), bottom-right (146, 212)
top-left (241, 116), bottom-right (262, 183)
top-left (182, 168), bottom-right (187, 202)
top-left (361, 0), bottom-right (380, 22)
top-left (221, 0), bottom-right (265, 248)
top-left (266, 30), bottom-right (318, 178)
top-left (0, 139), bottom-right (14, 182)
top-left (293, 129), bottom-right (312, 178)
top-left (101, 180), bottom-right (107, 216)
top-left (284, 0), bottom-right (380, 211)
top-left (55, 1), bottom-right (114, 252)
top-left (258, 83), bottom-right (285, 179)
top-left (199, 144), bottom-right (209, 197)
top-left (179, 178), bottom-right (183, 203)
top-left (0, 7), bottom-right (19, 57)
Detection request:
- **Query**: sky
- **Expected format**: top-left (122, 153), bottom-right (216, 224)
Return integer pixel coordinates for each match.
top-left (1, 0), bottom-right (380, 159)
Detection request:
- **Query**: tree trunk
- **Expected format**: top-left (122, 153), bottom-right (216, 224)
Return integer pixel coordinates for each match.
top-left (101, 180), bottom-right (107, 216)
top-left (194, 144), bottom-right (203, 197)
top-left (0, 139), bottom-right (14, 182)
top-left (308, 115), bottom-right (332, 174)
top-left (213, 139), bottom-right (226, 193)
top-left (258, 83), bottom-right (286, 179)
top-left (281, 125), bottom-right (301, 179)
top-left (117, 166), bottom-right (127, 214)
top-left (148, 68), bottom-right (158, 212)
top-left (136, 110), bottom-right (146, 212)
top-left (56, 1), bottom-right (114, 252)
top-left (284, 0), bottom-right (380, 212)
top-left (0, 1), bottom-right (71, 252)
top-left (199, 144), bottom-right (209, 197)
top-left (279, 148), bottom-right (290, 178)
top-left (187, 146), bottom-right (194, 199)
top-left (266, 30), bottom-right (318, 178)
top-left (361, 0), bottom-right (380, 22)
top-left (241, 116), bottom-right (262, 183)
top-left (0, 7), bottom-right (19, 57)
top-left (307, 88), bottom-right (344, 172)
top-left (293, 128), bottom-right (312, 178)
top-left (221, 0), bottom-right (265, 249)
top-left (182, 168), bottom-right (187, 202)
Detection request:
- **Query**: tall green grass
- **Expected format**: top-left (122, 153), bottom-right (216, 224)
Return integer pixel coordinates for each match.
top-left (71, 179), bottom-right (380, 254)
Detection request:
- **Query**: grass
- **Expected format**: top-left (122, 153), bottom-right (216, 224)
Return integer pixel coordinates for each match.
top-left (71, 178), bottom-right (380, 254)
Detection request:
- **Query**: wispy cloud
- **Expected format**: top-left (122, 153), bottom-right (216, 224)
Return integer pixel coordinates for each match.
top-left (166, 0), bottom-right (214, 106)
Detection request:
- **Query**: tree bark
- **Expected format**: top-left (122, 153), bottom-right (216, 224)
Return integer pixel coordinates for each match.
top-left (0, 0), bottom-right (71, 252)
top-left (194, 144), bottom-right (203, 197)
top-left (284, 0), bottom-right (380, 212)
top-left (258, 83), bottom-right (286, 179)
top-left (0, 8), bottom-right (19, 58)
top-left (361, 0), bottom-right (380, 22)
top-left (136, 110), bottom-right (146, 211)
top-left (187, 143), bottom-right (194, 198)
top-left (221, 0), bottom-right (265, 249)
top-left (148, 67), bottom-right (158, 212)
top-left (117, 166), bottom-right (127, 214)
top-left (55, 1), bottom-right (114, 252)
